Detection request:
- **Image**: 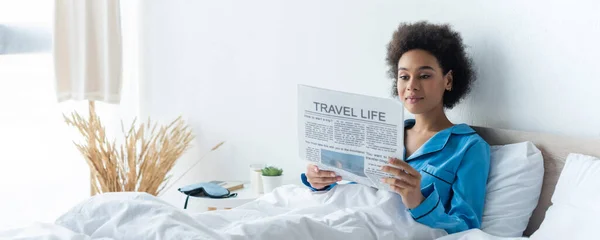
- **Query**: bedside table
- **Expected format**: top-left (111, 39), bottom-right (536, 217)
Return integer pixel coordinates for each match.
top-left (187, 183), bottom-right (261, 211)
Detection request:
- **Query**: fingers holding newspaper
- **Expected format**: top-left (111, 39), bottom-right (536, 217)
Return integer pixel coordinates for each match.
top-left (305, 164), bottom-right (343, 190)
top-left (381, 158), bottom-right (425, 209)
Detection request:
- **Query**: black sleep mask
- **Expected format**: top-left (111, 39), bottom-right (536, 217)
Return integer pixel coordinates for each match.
top-left (178, 182), bottom-right (237, 209)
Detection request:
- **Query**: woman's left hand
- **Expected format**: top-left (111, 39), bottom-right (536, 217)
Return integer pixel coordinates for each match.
top-left (381, 157), bottom-right (425, 209)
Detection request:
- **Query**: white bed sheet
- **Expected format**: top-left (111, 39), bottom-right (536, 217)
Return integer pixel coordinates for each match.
top-left (0, 184), bottom-right (526, 240)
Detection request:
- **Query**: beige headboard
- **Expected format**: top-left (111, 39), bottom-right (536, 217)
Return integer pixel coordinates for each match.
top-left (473, 126), bottom-right (600, 236)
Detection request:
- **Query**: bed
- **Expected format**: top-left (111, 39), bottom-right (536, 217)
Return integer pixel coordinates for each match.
top-left (473, 126), bottom-right (600, 237)
top-left (1, 126), bottom-right (599, 240)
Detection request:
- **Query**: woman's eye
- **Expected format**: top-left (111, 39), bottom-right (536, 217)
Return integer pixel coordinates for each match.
top-left (420, 75), bottom-right (431, 79)
top-left (398, 76), bottom-right (409, 81)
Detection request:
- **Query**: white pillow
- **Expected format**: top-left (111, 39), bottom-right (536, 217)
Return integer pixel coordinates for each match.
top-left (530, 153), bottom-right (600, 240)
top-left (481, 141), bottom-right (544, 237)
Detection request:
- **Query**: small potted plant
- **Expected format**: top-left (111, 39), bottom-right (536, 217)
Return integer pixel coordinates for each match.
top-left (261, 166), bottom-right (283, 193)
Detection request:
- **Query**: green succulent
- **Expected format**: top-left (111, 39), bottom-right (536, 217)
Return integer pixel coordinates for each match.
top-left (261, 166), bottom-right (283, 176)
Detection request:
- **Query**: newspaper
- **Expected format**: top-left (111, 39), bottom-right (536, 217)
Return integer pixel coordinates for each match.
top-left (297, 84), bottom-right (404, 191)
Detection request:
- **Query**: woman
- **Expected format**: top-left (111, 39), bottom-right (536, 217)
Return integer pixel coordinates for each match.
top-left (300, 21), bottom-right (490, 234)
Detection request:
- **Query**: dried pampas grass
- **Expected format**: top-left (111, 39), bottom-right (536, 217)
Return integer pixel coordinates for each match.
top-left (63, 101), bottom-right (214, 196)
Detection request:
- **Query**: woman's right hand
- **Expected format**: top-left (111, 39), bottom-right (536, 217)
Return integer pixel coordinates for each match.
top-left (305, 164), bottom-right (342, 189)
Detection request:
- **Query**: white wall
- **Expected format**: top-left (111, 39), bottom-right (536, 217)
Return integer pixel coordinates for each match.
top-left (139, 0), bottom-right (600, 205)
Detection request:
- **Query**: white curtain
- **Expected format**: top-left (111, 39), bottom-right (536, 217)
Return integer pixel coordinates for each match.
top-left (0, 0), bottom-right (140, 230)
top-left (53, 0), bottom-right (122, 103)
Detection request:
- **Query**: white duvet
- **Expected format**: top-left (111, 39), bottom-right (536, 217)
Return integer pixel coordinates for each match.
top-left (0, 184), bottom-right (524, 240)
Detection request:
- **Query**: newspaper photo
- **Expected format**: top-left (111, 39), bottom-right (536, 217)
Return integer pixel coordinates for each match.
top-left (297, 84), bottom-right (404, 191)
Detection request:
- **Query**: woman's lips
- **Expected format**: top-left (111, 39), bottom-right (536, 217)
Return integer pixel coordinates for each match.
top-left (406, 96), bottom-right (424, 104)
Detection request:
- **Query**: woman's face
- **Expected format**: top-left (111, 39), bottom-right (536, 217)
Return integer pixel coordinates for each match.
top-left (396, 49), bottom-right (452, 115)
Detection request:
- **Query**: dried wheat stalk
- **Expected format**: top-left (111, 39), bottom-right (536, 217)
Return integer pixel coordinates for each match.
top-left (63, 101), bottom-right (198, 196)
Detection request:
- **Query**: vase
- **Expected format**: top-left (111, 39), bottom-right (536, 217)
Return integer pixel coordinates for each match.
top-left (261, 175), bottom-right (283, 193)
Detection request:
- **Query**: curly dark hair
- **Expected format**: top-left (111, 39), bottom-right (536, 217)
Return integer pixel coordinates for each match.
top-left (386, 21), bottom-right (475, 109)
